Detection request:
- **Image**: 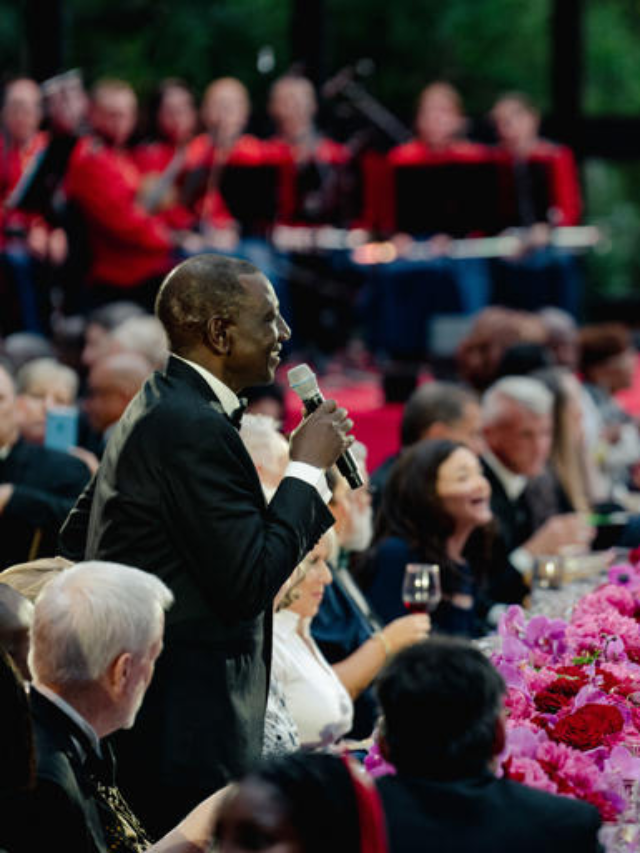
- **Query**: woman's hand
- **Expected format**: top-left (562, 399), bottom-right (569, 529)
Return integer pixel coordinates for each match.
top-left (383, 613), bottom-right (431, 653)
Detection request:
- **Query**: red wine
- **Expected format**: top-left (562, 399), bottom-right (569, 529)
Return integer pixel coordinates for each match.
top-left (404, 599), bottom-right (440, 614)
top-left (404, 601), bottom-right (428, 614)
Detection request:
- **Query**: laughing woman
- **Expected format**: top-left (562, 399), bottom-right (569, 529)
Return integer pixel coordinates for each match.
top-left (359, 439), bottom-right (496, 637)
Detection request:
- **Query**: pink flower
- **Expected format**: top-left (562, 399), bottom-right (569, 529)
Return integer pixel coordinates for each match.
top-left (503, 756), bottom-right (557, 794)
top-left (363, 741), bottom-right (396, 778)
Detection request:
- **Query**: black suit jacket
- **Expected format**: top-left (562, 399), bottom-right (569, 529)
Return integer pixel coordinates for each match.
top-left (0, 438), bottom-right (90, 569)
top-left (377, 770), bottom-right (603, 853)
top-left (61, 357), bottom-right (334, 827)
top-left (15, 688), bottom-right (109, 853)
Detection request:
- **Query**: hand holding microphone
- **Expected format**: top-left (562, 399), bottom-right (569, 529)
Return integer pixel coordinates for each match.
top-left (288, 364), bottom-right (363, 489)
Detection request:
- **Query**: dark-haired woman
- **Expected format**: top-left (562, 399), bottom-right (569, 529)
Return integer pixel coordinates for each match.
top-left (359, 439), bottom-right (494, 637)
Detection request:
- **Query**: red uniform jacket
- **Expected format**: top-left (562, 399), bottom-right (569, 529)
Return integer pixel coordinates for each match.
top-left (64, 136), bottom-right (173, 288)
top-left (0, 131), bottom-right (50, 245)
top-left (493, 139), bottom-right (582, 227)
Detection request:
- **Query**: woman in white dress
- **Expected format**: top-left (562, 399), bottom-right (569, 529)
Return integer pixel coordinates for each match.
top-left (272, 530), bottom-right (354, 750)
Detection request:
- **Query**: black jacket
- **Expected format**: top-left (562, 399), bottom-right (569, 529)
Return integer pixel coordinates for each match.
top-left (60, 356), bottom-right (334, 831)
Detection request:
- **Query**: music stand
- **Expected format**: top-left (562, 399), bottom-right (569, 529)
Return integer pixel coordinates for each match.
top-left (219, 163), bottom-right (282, 235)
top-left (393, 160), bottom-right (502, 237)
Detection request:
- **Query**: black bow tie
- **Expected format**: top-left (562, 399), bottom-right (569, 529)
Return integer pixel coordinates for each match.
top-left (229, 398), bottom-right (248, 430)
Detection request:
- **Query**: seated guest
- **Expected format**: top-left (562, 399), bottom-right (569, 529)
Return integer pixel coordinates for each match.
top-left (240, 417), bottom-right (428, 744)
top-left (273, 531), bottom-right (355, 749)
top-left (579, 323), bottom-right (640, 507)
top-left (84, 351), bottom-right (152, 444)
top-left (481, 376), bottom-right (594, 579)
top-left (0, 362), bottom-right (90, 569)
top-left (0, 583), bottom-right (33, 680)
top-left (316, 457), bottom-right (428, 739)
top-left (81, 301), bottom-right (146, 371)
top-left (371, 380), bottom-right (483, 506)
top-left (0, 555), bottom-right (73, 601)
top-left (361, 439), bottom-right (495, 636)
top-left (15, 357), bottom-right (79, 445)
top-left (456, 306), bottom-right (547, 392)
top-left (15, 559), bottom-right (221, 853)
top-left (214, 751), bottom-right (388, 853)
top-left (375, 638), bottom-right (603, 853)
top-left (108, 315), bottom-right (169, 371)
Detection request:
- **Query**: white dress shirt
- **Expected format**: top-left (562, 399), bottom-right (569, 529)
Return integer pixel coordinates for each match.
top-left (174, 354), bottom-right (330, 501)
top-left (273, 609), bottom-right (353, 749)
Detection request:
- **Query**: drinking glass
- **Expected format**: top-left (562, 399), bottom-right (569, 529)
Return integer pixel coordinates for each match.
top-left (402, 563), bottom-right (442, 614)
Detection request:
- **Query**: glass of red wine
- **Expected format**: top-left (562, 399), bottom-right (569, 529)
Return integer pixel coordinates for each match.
top-left (402, 563), bottom-right (442, 614)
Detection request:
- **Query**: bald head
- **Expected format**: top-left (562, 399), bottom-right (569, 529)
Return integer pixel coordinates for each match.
top-left (155, 253), bottom-right (260, 355)
top-left (3, 78), bottom-right (42, 145)
top-left (201, 77), bottom-right (250, 141)
top-left (86, 351), bottom-right (151, 434)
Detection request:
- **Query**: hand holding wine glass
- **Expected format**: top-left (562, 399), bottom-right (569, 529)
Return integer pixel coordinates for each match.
top-left (402, 563), bottom-right (442, 614)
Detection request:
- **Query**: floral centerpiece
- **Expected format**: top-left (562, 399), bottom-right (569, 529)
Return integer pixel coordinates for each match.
top-left (366, 552), bottom-right (640, 826)
top-left (490, 554), bottom-right (640, 823)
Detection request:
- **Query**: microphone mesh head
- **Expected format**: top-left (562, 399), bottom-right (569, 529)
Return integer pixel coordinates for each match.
top-left (287, 364), bottom-right (319, 400)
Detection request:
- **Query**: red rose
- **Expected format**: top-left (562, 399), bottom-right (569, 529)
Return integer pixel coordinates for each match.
top-left (550, 703), bottom-right (624, 751)
top-left (534, 688), bottom-right (573, 714)
top-left (629, 545), bottom-right (640, 566)
top-left (548, 676), bottom-right (586, 698)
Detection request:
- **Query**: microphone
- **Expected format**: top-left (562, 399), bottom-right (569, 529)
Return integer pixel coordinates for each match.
top-left (288, 364), bottom-right (364, 490)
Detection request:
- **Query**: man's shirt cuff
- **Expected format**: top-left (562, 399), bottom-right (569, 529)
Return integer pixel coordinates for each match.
top-left (285, 461), bottom-right (332, 503)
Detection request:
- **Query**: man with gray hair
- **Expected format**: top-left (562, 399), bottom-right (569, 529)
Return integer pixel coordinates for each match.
top-left (22, 560), bottom-right (173, 851)
top-left (482, 376), bottom-right (593, 581)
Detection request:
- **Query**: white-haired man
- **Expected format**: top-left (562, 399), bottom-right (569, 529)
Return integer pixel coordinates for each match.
top-left (2, 560), bottom-right (222, 853)
top-left (482, 376), bottom-right (593, 581)
top-left (23, 561), bottom-right (172, 851)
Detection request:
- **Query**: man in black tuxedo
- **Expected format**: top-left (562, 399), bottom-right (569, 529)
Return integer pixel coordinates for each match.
top-left (0, 363), bottom-right (91, 569)
top-left (7, 560), bottom-right (173, 853)
top-left (59, 254), bottom-right (350, 833)
top-left (375, 638), bottom-right (603, 853)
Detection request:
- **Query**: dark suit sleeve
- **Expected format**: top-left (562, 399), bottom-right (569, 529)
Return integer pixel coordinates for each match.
top-left (58, 476), bottom-right (96, 560)
top-left (162, 421), bottom-right (335, 620)
top-left (18, 779), bottom-right (98, 853)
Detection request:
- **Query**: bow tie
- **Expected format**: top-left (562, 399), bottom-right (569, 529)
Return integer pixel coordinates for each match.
top-left (228, 398), bottom-right (248, 430)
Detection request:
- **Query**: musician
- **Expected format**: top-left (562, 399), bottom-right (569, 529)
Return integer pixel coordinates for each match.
top-left (489, 92), bottom-right (583, 315)
top-left (133, 78), bottom-right (198, 231)
top-left (0, 79), bottom-right (55, 332)
top-left (63, 78), bottom-right (177, 306)
top-left (181, 77), bottom-right (269, 241)
top-left (362, 83), bottom-right (493, 360)
top-left (491, 92), bottom-right (582, 230)
top-left (268, 74), bottom-right (353, 225)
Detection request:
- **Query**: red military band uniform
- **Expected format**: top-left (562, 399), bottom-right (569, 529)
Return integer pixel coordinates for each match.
top-left (64, 136), bottom-right (174, 288)
top-left (132, 139), bottom-right (196, 232)
top-left (493, 139), bottom-right (582, 227)
top-left (181, 133), bottom-right (281, 229)
top-left (0, 130), bottom-right (50, 245)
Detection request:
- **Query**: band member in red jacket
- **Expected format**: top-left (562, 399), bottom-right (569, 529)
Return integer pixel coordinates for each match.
top-left (64, 79), bottom-right (177, 306)
top-left (0, 78), bottom-right (59, 332)
top-left (133, 78), bottom-right (198, 232)
top-left (491, 91), bottom-right (582, 229)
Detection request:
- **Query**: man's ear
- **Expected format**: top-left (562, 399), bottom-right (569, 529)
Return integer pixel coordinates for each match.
top-left (206, 316), bottom-right (232, 356)
top-left (107, 651), bottom-right (133, 699)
